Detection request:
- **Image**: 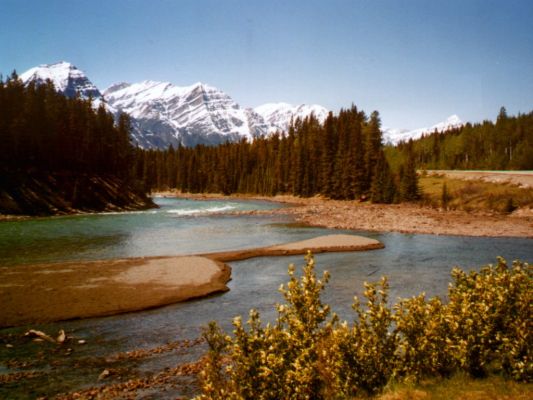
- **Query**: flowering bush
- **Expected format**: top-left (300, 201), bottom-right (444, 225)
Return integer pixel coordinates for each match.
top-left (446, 257), bottom-right (532, 380)
top-left (322, 277), bottom-right (397, 397)
top-left (197, 255), bottom-right (531, 399)
top-left (393, 294), bottom-right (456, 380)
top-left (198, 252), bottom-right (336, 399)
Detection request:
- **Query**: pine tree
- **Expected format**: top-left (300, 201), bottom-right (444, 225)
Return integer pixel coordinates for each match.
top-left (370, 151), bottom-right (396, 203)
top-left (364, 111), bottom-right (383, 191)
top-left (399, 141), bottom-right (420, 201)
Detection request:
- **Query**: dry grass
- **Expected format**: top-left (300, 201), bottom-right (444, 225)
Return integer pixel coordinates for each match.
top-left (419, 174), bottom-right (533, 213)
top-left (369, 374), bottom-right (533, 400)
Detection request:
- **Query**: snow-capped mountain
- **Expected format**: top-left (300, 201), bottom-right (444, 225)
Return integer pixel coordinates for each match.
top-left (18, 61), bottom-right (333, 148)
top-left (383, 115), bottom-right (463, 145)
top-left (254, 103), bottom-right (329, 134)
top-left (20, 61), bottom-right (103, 102)
top-left (103, 80), bottom-right (269, 148)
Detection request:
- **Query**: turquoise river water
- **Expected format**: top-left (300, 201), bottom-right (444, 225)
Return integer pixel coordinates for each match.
top-left (0, 197), bottom-right (531, 398)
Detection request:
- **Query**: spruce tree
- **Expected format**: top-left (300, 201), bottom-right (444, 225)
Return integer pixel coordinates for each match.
top-left (363, 110), bottom-right (383, 193)
top-left (399, 142), bottom-right (420, 201)
top-left (370, 151), bottom-right (396, 203)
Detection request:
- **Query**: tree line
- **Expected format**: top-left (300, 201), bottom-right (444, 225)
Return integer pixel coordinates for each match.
top-left (5, 72), bottom-right (529, 207)
top-left (135, 107), bottom-right (419, 203)
top-left (0, 72), bottom-right (134, 179)
top-left (386, 107), bottom-right (533, 171)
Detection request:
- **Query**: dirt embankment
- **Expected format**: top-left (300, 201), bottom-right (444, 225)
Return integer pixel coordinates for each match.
top-left (0, 172), bottom-right (155, 216)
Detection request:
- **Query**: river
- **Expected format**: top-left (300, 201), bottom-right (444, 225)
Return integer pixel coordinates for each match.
top-left (1, 197), bottom-right (531, 398)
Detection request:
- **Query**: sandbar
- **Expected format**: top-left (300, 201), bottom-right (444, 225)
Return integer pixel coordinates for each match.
top-left (204, 234), bottom-right (383, 262)
top-left (0, 256), bottom-right (230, 328)
top-left (0, 234), bottom-right (382, 327)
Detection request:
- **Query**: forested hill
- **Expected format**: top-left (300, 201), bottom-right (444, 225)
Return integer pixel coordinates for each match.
top-left (386, 108), bottom-right (533, 171)
top-left (0, 73), bottom-right (154, 215)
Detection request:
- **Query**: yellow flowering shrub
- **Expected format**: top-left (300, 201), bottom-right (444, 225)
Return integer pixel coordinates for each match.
top-left (393, 294), bottom-right (457, 380)
top-left (321, 277), bottom-right (397, 397)
top-left (197, 252), bottom-right (337, 399)
top-left (197, 255), bottom-right (531, 399)
top-left (446, 257), bottom-right (532, 380)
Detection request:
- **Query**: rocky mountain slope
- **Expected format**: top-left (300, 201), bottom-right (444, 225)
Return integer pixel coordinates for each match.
top-left (19, 61), bottom-right (105, 107)
top-left (254, 102), bottom-right (329, 134)
top-left (103, 80), bottom-right (269, 148)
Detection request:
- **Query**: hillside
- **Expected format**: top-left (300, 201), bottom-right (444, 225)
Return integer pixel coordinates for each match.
top-left (0, 73), bottom-right (154, 216)
top-left (0, 172), bottom-right (154, 216)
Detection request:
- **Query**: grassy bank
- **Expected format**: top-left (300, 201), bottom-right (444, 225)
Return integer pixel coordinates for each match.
top-left (419, 174), bottom-right (533, 213)
top-left (373, 373), bottom-right (532, 400)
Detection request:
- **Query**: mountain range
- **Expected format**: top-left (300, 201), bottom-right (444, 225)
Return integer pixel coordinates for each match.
top-left (19, 62), bottom-right (462, 148)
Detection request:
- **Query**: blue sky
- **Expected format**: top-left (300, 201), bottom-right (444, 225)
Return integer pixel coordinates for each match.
top-left (1, 0), bottom-right (532, 129)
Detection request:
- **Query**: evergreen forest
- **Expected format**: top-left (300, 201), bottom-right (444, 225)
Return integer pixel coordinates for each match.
top-left (134, 108), bottom-right (532, 203)
top-left (1, 73), bottom-right (531, 214)
top-left (135, 107), bottom-right (408, 203)
top-left (0, 72), bottom-right (133, 178)
top-left (386, 107), bottom-right (533, 172)
top-left (0, 73), bottom-right (152, 215)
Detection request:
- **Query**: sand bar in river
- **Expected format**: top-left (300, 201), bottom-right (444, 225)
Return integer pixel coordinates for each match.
top-left (0, 234), bottom-right (381, 327)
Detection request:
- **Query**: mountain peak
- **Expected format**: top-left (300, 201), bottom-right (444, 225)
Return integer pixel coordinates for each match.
top-left (445, 114), bottom-right (461, 124)
top-left (20, 61), bottom-right (101, 100)
top-left (104, 82), bottom-right (131, 93)
top-left (34, 61), bottom-right (77, 71)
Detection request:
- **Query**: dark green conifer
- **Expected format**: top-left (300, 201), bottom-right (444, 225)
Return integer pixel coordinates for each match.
top-left (399, 141), bottom-right (420, 201)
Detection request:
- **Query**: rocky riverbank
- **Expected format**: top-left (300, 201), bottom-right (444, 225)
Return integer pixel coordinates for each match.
top-left (159, 192), bottom-right (533, 238)
top-left (271, 197), bottom-right (533, 238)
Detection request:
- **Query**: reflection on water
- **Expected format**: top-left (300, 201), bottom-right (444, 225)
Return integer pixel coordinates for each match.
top-left (0, 232), bottom-right (129, 266)
top-left (0, 198), bottom-right (532, 398)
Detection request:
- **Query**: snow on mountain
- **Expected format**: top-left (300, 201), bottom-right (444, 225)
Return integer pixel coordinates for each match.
top-left (254, 102), bottom-right (329, 134)
top-left (104, 80), bottom-right (269, 148)
top-left (20, 61), bottom-right (102, 102)
top-left (382, 115), bottom-right (463, 145)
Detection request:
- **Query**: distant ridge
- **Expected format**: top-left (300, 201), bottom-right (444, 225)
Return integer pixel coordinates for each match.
top-left (254, 103), bottom-right (329, 134)
top-left (383, 115), bottom-right (463, 144)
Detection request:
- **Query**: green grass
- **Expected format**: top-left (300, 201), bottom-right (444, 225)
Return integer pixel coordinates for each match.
top-left (418, 175), bottom-right (533, 213)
